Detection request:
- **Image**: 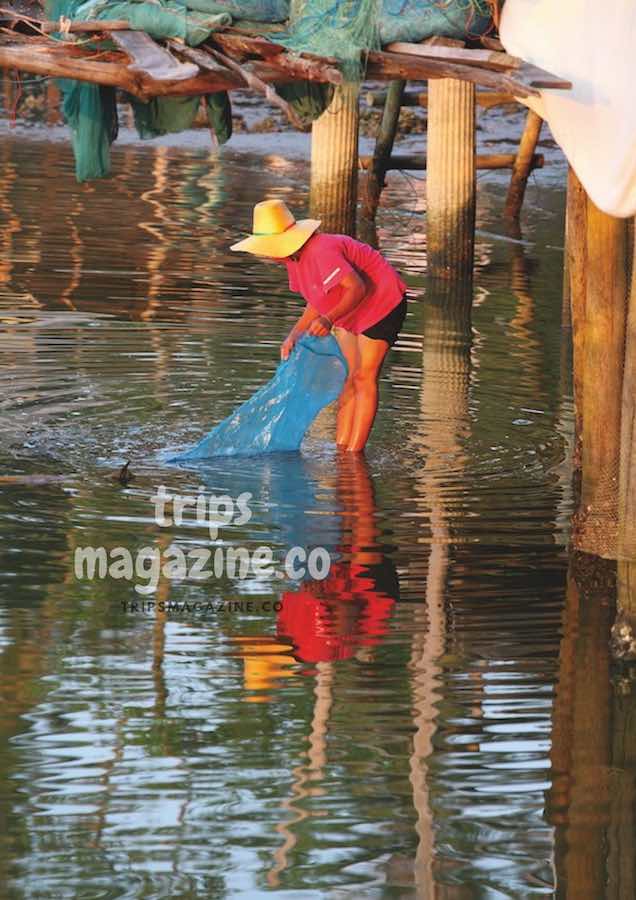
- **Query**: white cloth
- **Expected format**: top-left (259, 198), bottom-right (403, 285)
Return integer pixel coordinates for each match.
top-left (500, 0), bottom-right (636, 218)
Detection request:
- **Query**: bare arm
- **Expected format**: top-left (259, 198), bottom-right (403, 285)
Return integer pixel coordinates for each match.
top-left (306, 271), bottom-right (367, 337)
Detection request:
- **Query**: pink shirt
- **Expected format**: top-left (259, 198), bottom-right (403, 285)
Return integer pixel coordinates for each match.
top-left (283, 233), bottom-right (406, 334)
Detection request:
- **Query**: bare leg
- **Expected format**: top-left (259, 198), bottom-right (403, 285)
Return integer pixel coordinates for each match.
top-left (333, 327), bottom-right (360, 448)
top-left (346, 335), bottom-right (390, 452)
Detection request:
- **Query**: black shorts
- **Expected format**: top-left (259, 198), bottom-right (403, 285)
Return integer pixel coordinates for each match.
top-left (362, 295), bottom-right (407, 346)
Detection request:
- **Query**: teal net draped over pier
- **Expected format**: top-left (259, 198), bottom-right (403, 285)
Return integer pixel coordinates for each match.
top-left (171, 334), bottom-right (348, 460)
top-left (45, 0), bottom-right (494, 180)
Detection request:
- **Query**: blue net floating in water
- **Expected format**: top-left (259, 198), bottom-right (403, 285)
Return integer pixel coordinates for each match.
top-left (171, 334), bottom-right (347, 460)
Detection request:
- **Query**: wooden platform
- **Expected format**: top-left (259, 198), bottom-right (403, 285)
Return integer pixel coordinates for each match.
top-left (0, 10), bottom-right (571, 105)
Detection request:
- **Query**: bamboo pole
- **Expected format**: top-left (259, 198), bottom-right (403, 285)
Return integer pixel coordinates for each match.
top-left (504, 109), bottom-right (543, 220)
top-left (576, 198), bottom-right (628, 556)
top-left (359, 78), bottom-right (404, 246)
top-left (309, 83), bottom-right (359, 236)
top-left (426, 78), bottom-right (475, 280)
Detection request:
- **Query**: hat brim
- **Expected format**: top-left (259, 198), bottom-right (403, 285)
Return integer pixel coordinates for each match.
top-left (230, 219), bottom-right (321, 258)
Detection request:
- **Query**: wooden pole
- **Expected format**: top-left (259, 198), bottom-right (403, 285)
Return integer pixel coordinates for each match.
top-left (566, 167), bottom-right (588, 478)
top-left (619, 232), bottom-right (636, 561)
top-left (576, 197), bottom-right (628, 557)
top-left (613, 226), bottom-right (636, 658)
top-left (426, 78), bottom-right (475, 280)
top-left (310, 83), bottom-right (359, 236)
top-left (359, 78), bottom-right (404, 246)
top-left (359, 151), bottom-right (543, 173)
top-left (504, 109), bottom-right (543, 220)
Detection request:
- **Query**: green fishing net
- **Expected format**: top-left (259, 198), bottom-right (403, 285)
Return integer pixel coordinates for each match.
top-left (46, 0), bottom-right (232, 181)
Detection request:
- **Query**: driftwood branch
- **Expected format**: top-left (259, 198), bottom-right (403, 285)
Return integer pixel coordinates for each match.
top-left (0, 8), bottom-right (132, 33)
top-left (169, 40), bottom-right (306, 130)
top-left (210, 31), bottom-right (343, 84)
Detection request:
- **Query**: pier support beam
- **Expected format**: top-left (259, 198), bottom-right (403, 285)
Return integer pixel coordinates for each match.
top-left (426, 78), bottom-right (476, 280)
top-left (569, 167), bottom-right (629, 560)
top-left (565, 168), bottom-right (588, 476)
top-left (309, 83), bottom-right (359, 236)
top-left (575, 198), bottom-right (628, 557)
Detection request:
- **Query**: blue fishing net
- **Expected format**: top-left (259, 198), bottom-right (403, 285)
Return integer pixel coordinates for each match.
top-left (171, 334), bottom-right (348, 461)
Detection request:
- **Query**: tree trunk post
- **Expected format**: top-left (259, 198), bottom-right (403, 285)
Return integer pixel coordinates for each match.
top-left (504, 109), bottom-right (543, 220)
top-left (359, 78), bottom-right (404, 246)
top-left (426, 78), bottom-right (476, 280)
top-left (310, 83), bottom-right (359, 236)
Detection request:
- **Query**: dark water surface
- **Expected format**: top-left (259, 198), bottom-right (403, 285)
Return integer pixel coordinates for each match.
top-left (0, 134), bottom-right (628, 899)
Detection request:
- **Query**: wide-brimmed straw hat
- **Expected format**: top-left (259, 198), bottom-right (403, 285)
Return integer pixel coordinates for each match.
top-left (230, 199), bottom-right (320, 258)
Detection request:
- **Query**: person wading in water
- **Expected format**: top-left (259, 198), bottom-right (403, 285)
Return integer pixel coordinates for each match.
top-left (231, 199), bottom-right (407, 452)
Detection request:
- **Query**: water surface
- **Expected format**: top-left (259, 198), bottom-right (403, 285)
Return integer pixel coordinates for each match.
top-left (0, 129), bottom-right (629, 899)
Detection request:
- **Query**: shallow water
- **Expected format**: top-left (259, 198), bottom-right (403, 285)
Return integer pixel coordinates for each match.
top-left (0, 132), bottom-right (630, 899)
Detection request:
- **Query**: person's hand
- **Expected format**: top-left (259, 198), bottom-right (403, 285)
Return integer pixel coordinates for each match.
top-left (307, 315), bottom-right (332, 337)
top-left (280, 333), bottom-right (297, 360)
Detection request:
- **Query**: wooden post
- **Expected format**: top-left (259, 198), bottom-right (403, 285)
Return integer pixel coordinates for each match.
top-left (613, 228), bottom-right (636, 658)
top-left (309, 83), bottom-right (359, 236)
top-left (426, 78), bottom-right (475, 280)
top-left (619, 232), bottom-right (636, 561)
top-left (504, 109), bottom-right (543, 220)
top-left (359, 78), bottom-right (404, 246)
top-left (566, 167), bottom-right (588, 478)
top-left (576, 198), bottom-right (628, 556)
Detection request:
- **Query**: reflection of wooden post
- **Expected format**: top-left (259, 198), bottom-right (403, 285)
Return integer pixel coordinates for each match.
top-left (359, 78), bottom-right (404, 246)
top-left (548, 553), bottom-right (613, 898)
top-left (608, 678), bottom-right (636, 899)
top-left (573, 191), bottom-right (628, 557)
top-left (504, 110), bottom-right (543, 220)
top-left (310, 83), bottom-right (359, 236)
top-left (426, 79), bottom-right (475, 280)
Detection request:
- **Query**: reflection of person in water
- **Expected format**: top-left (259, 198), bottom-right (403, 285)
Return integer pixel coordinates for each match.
top-left (277, 454), bottom-right (399, 663)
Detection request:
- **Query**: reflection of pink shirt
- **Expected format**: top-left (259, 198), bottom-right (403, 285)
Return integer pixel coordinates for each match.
top-left (283, 233), bottom-right (406, 334)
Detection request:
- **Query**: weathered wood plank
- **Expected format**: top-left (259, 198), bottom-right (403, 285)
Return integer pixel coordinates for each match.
top-left (366, 49), bottom-right (539, 97)
top-left (112, 31), bottom-right (198, 82)
top-left (386, 41), bottom-right (522, 72)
